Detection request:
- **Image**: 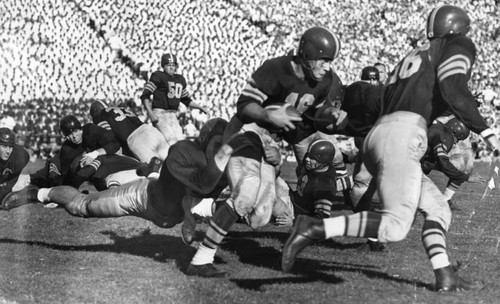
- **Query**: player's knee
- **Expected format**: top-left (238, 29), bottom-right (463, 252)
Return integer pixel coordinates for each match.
top-left (65, 196), bottom-right (91, 217)
top-left (425, 209), bottom-right (452, 232)
top-left (378, 218), bottom-right (411, 242)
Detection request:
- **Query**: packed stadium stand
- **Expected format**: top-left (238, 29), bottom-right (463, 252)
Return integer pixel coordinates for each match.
top-left (1, 0), bottom-right (499, 159)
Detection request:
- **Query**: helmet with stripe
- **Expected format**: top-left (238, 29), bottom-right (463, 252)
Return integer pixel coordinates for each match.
top-left (161, 53), bottom-right (178, 66)
top-left (89, 100), bottom-right (108, 123)
top-left (427, 5), bottom-right (470, 39)
top-left (298, 27), bottom-right (341, 61)
top-left (306, 139), bottom-right (335, 166)
top-left (361, 66), bottom-right (380, 81)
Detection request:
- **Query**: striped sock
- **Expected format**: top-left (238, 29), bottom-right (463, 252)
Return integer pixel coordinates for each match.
top-left (190, 201), bottom-right (239, 265)
top-left (314, 199), bottom-right (333, 218)
top-left (324, 211), bottom-right (381, 239)
top-left (422, 220), bottom-right (450, 270)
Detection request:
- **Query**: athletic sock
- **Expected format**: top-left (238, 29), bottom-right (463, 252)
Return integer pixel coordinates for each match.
top-left (422, 220), bottom-right (450, 270)
top-left (190, 201), bottom-right (239, 265)
top-left (324, 211), bottom-right (381, 239)
top-left (37, 188), bottom-right (52, 203)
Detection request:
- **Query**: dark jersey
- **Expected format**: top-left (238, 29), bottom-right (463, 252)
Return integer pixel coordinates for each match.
top-left (0, 145), bottom-right (29, 200)
top-left (421, 122), bottom-right (469, 181)
top-left (140, 71), bottom-right (192, 110)
top-left (236, 52), bottom-right (344, 144)
top-left (292, 165), bottom-right (337, 214)
top-left (93, 107), bottom-right (143, 144)
top-left (341, 81), bottom-right (383, 138)
top-left (382, 35), bottom-right (489, 137)
top-left (147, 139), bottom-right (227, 221)
top-left (58, 124), bottom-right (120, 177)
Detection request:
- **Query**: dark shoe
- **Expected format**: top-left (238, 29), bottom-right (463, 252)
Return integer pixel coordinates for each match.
top-left (434, 265), bottom-right (482, 292)
top-left (185, 264), bottom-right (227, 278)
top-left (136, 157), bottom-right (162, 177)
top-left (181, 198), bottom-right (197, 245)
top-left (1, 185), bottom-right (40, 210)
top-left (367, 239), bottom-right (386, 252)
top-left (148, 156), bottom-right (162, 174)
top-left (282, 215), bottom-right (325, 272)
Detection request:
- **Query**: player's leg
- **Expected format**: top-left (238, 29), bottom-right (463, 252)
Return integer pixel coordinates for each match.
top-left (282, 113), bottom-right (426, 271)
top-left (349, 152), bottom-right (377, 212)
top-left (418, 174), bottom-right (480, 291)
top-left (444, 137), bottom-right (474, 203)
top-left (245, 161), bottom-right (276, 228)
top-left (187, 156), bottom-right (260, 277)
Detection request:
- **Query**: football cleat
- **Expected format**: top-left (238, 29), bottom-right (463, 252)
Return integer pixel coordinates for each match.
top-left (434, 265), bottom-right (482, 292)
top-left (181, 198), bottom-right (197, 245)
top-left (282, 215), bottom-right (325, 272)
top-left (1, 185), bottom-right (40, 211)
top-left (185, 263), bottom-right (227, 278)
top-left (136, 156), bottom-right (162, 178)
top-left (367, 238), bottom-right (386, 252)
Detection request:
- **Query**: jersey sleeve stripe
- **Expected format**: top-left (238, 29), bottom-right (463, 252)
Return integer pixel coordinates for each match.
top-left (241, 83), bottom-right (267, 103)
top-left (480, 128), bottom-right (495, 139)
top-left (97, 121), bottom-right (111, 130)
top-left (144, 82), bottom-right (157, 92)
top-left (437, 55), bottom-right (470, 81)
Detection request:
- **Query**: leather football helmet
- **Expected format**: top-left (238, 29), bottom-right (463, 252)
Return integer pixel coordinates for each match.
top-left (446, 118), bottom-right (470, 141)
top-left (306, 139), bottom-right (335, 166)
top-left (361, 66), bottom-right (380, 81)
top-left (298, 27), bottom-right (340, 61)
top-left (161, 53), bottom-right (178, 66)
top-left (441, 128), bottom-right (455, 153)
top-left (198, 118), bottom-right (228, 151)
top-left (89, 100), bottom-right (108, 122)
top-left (0, 128), bottom-right (16, 147)
top-left (60, 115), bottom-right (82, 136)
top-left (427, 5), bottom-right (470, 39)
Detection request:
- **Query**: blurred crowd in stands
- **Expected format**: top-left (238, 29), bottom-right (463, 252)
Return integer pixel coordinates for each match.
top-left (0, 0), bottom-right (499, 160)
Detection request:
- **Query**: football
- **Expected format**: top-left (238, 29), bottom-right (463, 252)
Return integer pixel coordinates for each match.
top-left (313, 104), bottom-right (347, 134)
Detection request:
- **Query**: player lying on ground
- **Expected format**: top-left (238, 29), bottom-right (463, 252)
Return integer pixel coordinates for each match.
top-left (0, 119), bottom-right (253, 229)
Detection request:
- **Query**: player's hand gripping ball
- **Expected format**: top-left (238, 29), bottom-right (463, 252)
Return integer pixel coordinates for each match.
top-left (265, 104), bottom-right (302, 133)
top-left (313, 104), bottom-right (347, 134)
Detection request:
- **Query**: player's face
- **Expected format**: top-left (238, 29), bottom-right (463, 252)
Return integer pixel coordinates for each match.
top-left (0, 144), bottom-right (13, 161)
top-left (375, 65), bottom-right (387, 83)
top-left (304, 155), bottom-right (324, 171)
top-left (67, 129), bottom-right (83, 145)
top-left (303, 59), bottom-right (332, 81)
top-left (165, 63), bottom-right (177, 76)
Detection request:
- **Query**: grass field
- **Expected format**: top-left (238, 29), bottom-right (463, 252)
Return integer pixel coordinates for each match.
top-left (1, 160), bottom-right (499, 304)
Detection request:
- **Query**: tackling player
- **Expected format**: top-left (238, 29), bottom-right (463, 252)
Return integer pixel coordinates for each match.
top-left (282, 5), bottom-right (500, 292)
top-left (1, 119), bottom-right (253, 229)
top-left (421, 118), bottom-right (485, 208)
top-left (0, 128), bottom-right (29, 203)
top-left (90, 100), bottom-right (170, 163)
top-left (141, 53), bottom-right (208, 145)
top-left (291, 139), bottom-right (337, 219)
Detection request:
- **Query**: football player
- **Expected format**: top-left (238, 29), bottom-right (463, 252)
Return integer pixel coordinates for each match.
top-left (90, 100), bottom-right (170, 163)
top-left (282, 5), bottom-right (500, 292)
top-left (0, 128), bottom-right (29, 204)
top-left (374, 62), bottom-right (388, 85)
top-left (422, 118), bottom-right (484, 208)
top-left (291, 139), bottom-right (337, 219)
top-left (56, 115), bottom-right (145, 190)
top-left (185, 123), bottom-right (287, 277)
top-left (141, 53), bottom-right (208, 146)
top-left (0, 119), bottom-right (253, 229)
top-left (234, 26), bottom-right (351, 200)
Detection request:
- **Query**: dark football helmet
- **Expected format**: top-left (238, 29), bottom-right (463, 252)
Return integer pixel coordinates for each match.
top-left (298, 27), bottom-right (340, 61)
top-left (427, 5), bottom-right (470, 39)
top-left (198, 118), bottom-right (228, 151)
top-left (441, 128), bottom-right (455, 153)
top-left (446, 118), bottom-right (470, 141)
top-left (60, 115), bottom-right (82, 136)
top-left (161, 53), bottom-right (178, 66)
top-left (306, 139), bottom-right (335, 165)
top-left (89, 100), bottom-right (108, 122)
top-left (0, 128), bottom-right (16, 147)
top-left (361, 66), bottom-right (380, 81)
